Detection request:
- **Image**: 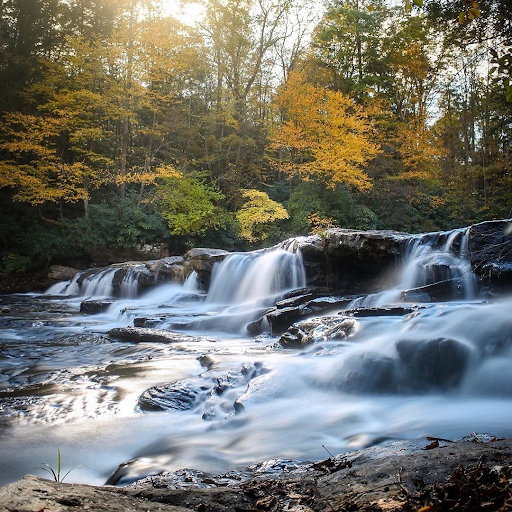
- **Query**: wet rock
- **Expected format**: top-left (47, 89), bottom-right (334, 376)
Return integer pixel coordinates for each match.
top-left (396, 337), bottom-right (472, 389)
top-left (108, 327), bottom-right (215, 344)
top-left (138, 379), bottom-right (208, 412)
top-left (280, 317), bottom-right (357, 349)
top-left (469, 219), bottom-right (512, 287)
top-left (401, 279), bottom-right (461, 302)
top-left (183, 248), bottom-right (230, 288)
top-left (148, 256), bottom-right (185, 284)
top-left (48, 265), bottom-right (78, 282)
top-left (345, 305), bottom-right (420, 317)
top-left (80, 300), bottom-right (115, 314)
top-left (337, 352), bottom-right (397, 393)
top-left (266, 305), bottom-right (315, 334)
top-left (291, 229), bottom-right (410, 293)
top-left (250, 295), bottom-right (353, 336)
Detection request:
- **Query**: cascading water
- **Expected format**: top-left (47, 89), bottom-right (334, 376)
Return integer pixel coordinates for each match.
top-left (2, 225), bottom-right (511, 488)
top-left (183, 271), bottom-right (200, 292)
top-left (207, 249), bottom-right (306, 304)
top-left (349, 227), bottom-right (479, 308)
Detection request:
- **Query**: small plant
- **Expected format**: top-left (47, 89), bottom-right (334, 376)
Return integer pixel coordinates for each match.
top-left (38, 449), bottom-right (82, 482)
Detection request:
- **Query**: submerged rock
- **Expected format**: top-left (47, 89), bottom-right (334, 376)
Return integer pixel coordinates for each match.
top-left (396, 337), bottom-right (472, 389)
top-left (108, 327), bottom-right (215, 344)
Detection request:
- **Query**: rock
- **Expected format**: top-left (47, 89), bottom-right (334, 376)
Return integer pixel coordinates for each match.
top-left (396, 337), bottom-right (472, 389)
top-left (148, 257), bottom-right (185, 284)
top-left (469, 219), bottom-right (512, 287)
top-left (266, 305), bottom-right (315, 334)
top-left (80, 300), bottom-right (115, 314)
top-left (183, 248), bottom-right (230, 288)
top-left (346, 305), bottom-right (420, 317)
top-left (108, 327), bottom-right (216, 344)
top-left (280, 317), bottom-right (357, 349)
top-left (0, 475), bottom-right (189, 511)
top-left (401, 279), bottom-right (462, 302)
top-left (48, 265), bottom-right (78, 282)
top-left (138, 379), bottom-right (208, 412)
top-left (2, 441), bottom-right (512, 512)
top-left (337, 352), bottom-right (397, 392)
top-left (290, 229), bottom-right (410, 293)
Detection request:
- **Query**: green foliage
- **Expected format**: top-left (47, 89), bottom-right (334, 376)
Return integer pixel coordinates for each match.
top-left (287, 181), bottom-right (378, 234)
top-left (71, 195), bottom-right (169, 250)
top-left (156, 175), bottom-right (227, 237)
top-left (38, 449), bottom-right (82, 482)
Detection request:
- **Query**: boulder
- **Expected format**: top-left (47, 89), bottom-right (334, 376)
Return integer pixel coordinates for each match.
top-left (401, 279), bottom-right (461, 302)
top-left (469, 219), bottom-right (512, 287)
top-left (80, 300), bottom-right (115, 314)
top-left (138, 379), bottom-right (208, 412)
top-left (337, 352), bottom-right (397, 393)
top-left (183, 248), bottom-right (230, 288)
top-left (148, 256), bottom-right (185, 284)
top-left (396, 337), bottom-right (472, 390)
top-left (290, 229), bottom-right (411, 293)
top-left (48, 265), bottom-right (78, 282)
top-left (280, 317), bottom-right (357, 349)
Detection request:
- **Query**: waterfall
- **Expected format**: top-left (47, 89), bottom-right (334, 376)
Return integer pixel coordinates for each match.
top-left (81, 268), bottom-right (117, 297)
top-left (183, 271), bottom-right (200, 292)
top-left (45, 272), bottom-right (81, 295)
top-left (119, 268), bottom-right (140, 298)
top-left (348, 227), bottom-right (478, 308)
top-left (206, 248), bottom-right (306, 304)
top-left (400, 227), bottom-right (477, 297)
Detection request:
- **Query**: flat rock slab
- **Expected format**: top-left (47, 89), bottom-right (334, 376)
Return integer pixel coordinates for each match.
top-left (0, 475), bottom-right (189, 512)
top-left (108, 327), bottom-right (216, 344)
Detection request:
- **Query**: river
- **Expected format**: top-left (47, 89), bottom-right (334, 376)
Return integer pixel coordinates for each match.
top-left (0, 234), bottom-right (511, 486)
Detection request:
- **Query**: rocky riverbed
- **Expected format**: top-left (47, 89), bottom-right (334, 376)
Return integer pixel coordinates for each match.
top-left (1, 436), bottom-right (511, 511)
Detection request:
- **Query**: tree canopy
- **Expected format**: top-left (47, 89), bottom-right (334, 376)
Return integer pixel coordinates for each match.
top-left (0, 0), bottom-right (510, 272)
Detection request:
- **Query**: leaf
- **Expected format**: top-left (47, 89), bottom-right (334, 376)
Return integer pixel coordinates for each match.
top-left (472, 1), bottom-right (479, 8)
top-left (469, 7), bottom-right (481, 17)
top-left (425, 440), bottom-right (439, 450)
top-left (405, 0), bottom-right (412, 13)
top-left (468, 11), bottom-right (474, 19)
top-left (506, 86), bottom-right (512, 103)
top-left (412, 0), bottom-right (423, 7)
top-left (458, 11), bottom-right (465, 24)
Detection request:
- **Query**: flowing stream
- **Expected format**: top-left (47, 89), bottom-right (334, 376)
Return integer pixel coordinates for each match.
top-left (0, 235), bottom-right (511, 486)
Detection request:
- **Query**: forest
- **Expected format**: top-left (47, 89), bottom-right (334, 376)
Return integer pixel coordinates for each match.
top-left (0, 0), bottom-right (510, 273)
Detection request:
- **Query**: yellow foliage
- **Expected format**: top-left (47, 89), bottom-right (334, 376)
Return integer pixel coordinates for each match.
top-left (236, 189), bottom-right (289, 242)
top-left (307, 213), bottom-right (338, 235)
top-left (269, 72), bottom-right (379, 191)
top-left (393, 117), bottom-right (448, 182)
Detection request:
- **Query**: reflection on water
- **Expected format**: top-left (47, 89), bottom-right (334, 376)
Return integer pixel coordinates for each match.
top-left (0, 244), bottom-right (511, 486)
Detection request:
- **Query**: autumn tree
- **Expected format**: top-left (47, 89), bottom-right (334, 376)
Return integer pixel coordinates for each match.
top-left (269, 71), bottom-right (380, 191)
top-left (236, 189), bottom-right (288, 242)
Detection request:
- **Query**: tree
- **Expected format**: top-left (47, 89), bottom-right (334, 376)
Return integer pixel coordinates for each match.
top-left (155, 173), bottom-right (227, 236)
top-left (269, 71), bottom-right (380, 190)
top-left (236, 188), bottom-right (288, 242)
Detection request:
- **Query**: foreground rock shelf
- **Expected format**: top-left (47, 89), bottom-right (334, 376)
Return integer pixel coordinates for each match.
top-left (1, 437), bottom-right (510, 512)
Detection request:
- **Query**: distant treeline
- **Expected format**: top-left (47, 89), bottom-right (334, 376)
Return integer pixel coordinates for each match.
top-left (0, 0), bottom-right (510, 272)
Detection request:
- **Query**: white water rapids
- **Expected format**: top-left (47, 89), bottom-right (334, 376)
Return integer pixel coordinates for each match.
top-left (0, 236), bottom-right (511, 486)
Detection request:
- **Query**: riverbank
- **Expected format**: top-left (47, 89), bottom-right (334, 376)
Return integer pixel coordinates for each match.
top-left (1, 436), bottom-right (510, 511)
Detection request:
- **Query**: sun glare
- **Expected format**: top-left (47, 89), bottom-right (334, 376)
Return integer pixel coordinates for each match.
top-left (160, 0), bottom-right (204, 25)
